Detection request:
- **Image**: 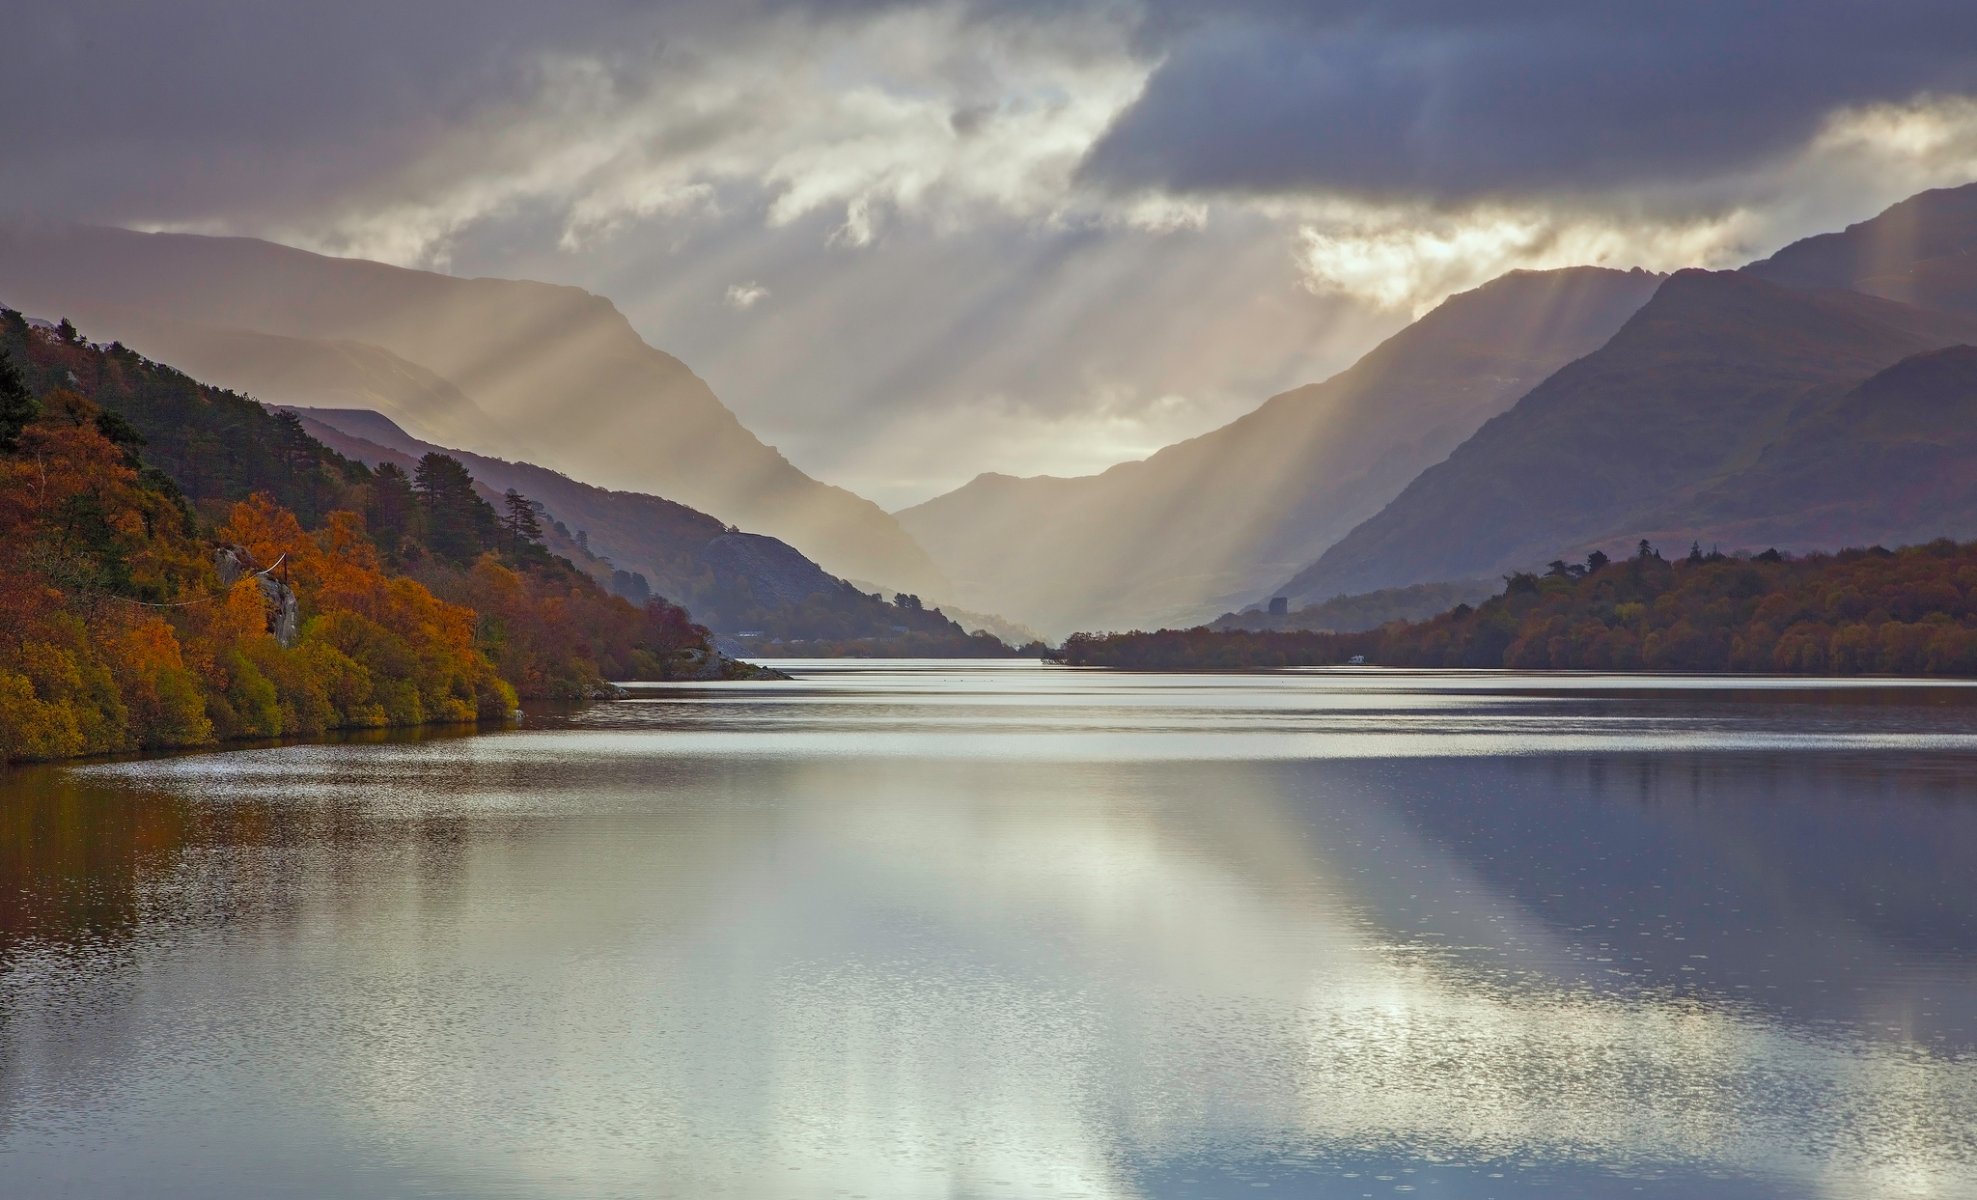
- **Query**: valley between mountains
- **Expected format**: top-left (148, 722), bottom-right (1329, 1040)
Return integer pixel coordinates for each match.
top-left (6, 184), bottom-right (1977, 650)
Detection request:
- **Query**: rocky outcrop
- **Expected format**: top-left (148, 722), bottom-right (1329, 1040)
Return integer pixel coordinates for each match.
top-left (213, 544), bottom-right (299, 646)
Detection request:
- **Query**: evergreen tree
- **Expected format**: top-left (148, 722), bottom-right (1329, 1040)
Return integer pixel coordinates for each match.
top-left (272, 410), bottom-right (317, 476)
top-left (502, 488), bottom-right (545, 554)
top-left (367, 461), bottom-right (418, 548)
top-left (414, 452), bottom-right (496, 562)
top-left (0, 347), bottom-right (38, 451)
top-left (609, 568), bottom-right (651, 605)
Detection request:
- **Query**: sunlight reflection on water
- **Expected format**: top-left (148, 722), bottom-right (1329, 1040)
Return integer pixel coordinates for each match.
top-left (3, 662), bottom-right (1975, 1199)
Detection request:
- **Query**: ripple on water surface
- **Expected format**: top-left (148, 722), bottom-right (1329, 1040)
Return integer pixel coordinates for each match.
top-left (2, 662), bottom-right (1975, 1198)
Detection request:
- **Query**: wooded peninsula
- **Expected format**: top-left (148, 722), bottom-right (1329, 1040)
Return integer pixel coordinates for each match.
top-left (1052, 541), bottom-right (1977, 674)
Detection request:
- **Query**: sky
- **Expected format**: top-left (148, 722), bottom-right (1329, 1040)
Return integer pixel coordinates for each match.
top-left (6, 1), bottom-right (1977, 509)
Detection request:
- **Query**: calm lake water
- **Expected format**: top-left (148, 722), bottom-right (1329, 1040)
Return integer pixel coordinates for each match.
top-left (3, 661), bottom-right (1976, 1199)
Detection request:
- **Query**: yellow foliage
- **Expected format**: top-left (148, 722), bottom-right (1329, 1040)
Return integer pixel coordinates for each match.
top-left (0, 397), bottom-right (517, 763)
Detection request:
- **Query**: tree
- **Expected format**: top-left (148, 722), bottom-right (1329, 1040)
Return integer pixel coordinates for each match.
top-left (0, 347), bottom-right (36, 451)
top-left (413, 452), bottom-right (496, 562)
top-left (502, 488), bottom-right (544, 554)
top-left (272, 410), bottom-right (317, 478)
top-left (1586, 550), bottom-right (1610, 573)
top-left (367, 461), bottom-right (417, 547)
top-left (609, 569), bottom-right (651, 605)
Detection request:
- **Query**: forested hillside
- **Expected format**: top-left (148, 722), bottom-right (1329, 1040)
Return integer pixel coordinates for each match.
top-left (1211, 580), bottom-right (1493, 634)
top-left (290, 407), bottom-right (1011, 649)
top-left (0, 311), bottom-right (755, 763)
top-left (1057, 540), bottom-right (1977, 675)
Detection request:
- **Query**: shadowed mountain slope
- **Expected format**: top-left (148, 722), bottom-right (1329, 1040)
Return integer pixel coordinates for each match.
top-left (289, 408), bottom-right (944, 639)
top-left (0, 223), bottom-right (944, 593)
top-left (898, 266), bottom-right (1662, 635)
top-left (1274, 269), bottom-right (1977, 603)
top-left (1744, 182), bottom-right (1977, 314)
top-left (1633, 343), bottom-right (1977, 551)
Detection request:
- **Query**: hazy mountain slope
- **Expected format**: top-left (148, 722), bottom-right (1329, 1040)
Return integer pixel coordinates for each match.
top-left (289, 409), bottom-right (847, 629)
top-left (289, 408), bottom-right (1011, 651)
top-left (1275, 270), bottom-right (1977, 602)
top-left (897, 266), bottom-right (1662, 635)
top-left (1744, 182), bottom-right (1977, 314)
top-left (291, 409), bottom-right (728, 573)
top-left (28, 305), bottom-right (523, 453)
top-left (0, 223), bottom-right (944, 592)
top-left (1633, 344), bottom-right (1977, 551)
top-left (1211, 580), bottom-right (1496, 634)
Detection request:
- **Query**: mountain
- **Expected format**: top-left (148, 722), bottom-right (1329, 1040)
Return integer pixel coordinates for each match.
top-left (897, 266), bottom-right (1663, 635)
top-left (1744, 183), bottom-right (1977, 314)
top-left (1273, 268), bottom-right (1977, 604)
top-left (1634, 344), bottom-right (1977, 551)
top-left (1211, 580), bottom-right (1495, 634)
top-left (287, 408), bottom-right (985, 643)
top-left (290, 406), bottom-right (740, 589)
top-left (0, 223), bottom-right (944, 593)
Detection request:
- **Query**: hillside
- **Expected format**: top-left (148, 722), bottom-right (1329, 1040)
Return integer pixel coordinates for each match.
top-left (0, 223), bottom-right (945, 593)
top-left (288, 407), bottom-right (1009, 648)
top-left (1057, 540), bottom-right (1977, 676)
top-left (897, 266), bottom-right (1662, 636)
top-left (1211, 580), bottom-right (1494, 634)
top-left (1744, 182), bottom-right (1977, 314)
top-left (1274, 269), bottom-right (1977, 603)
top-left (1632, 344), bottom-right (1977, 551)
top-left (0, 310), bottom-right (784, 761)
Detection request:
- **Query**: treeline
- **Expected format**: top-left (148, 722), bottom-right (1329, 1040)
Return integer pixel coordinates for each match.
top-left (731, 590), bottom-right (1044, 657)
top-left (697, 582), bottom-right (1013, 649)
top-left (1212, 579), bottom-right (1493, 634)
top-left (739, 627), bottom-right (1044, 658)
top-left (0, 313), bottom-right (732, 762)
top-left (1054, 540), bottom-right (1977, 675)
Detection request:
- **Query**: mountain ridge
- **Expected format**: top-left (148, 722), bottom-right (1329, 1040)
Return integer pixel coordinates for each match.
top-left (0, 222), bottom-right (946, 594)
top-left (898, 265), bottom-right (1663, 635)
top-left (1272, 266), bottom-right (1977, 603)
top-left (288, 406), bottom-right (951, 640)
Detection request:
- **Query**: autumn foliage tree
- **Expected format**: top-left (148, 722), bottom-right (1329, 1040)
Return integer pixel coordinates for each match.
top-left (0, 312), bottom-right (738, 763)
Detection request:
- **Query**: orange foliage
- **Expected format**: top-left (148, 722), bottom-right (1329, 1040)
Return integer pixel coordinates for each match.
top-left (0, 405), bottom-right (515, 762)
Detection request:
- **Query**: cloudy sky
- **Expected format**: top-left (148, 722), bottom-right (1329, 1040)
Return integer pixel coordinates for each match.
top-left (7, 1), bottom-right (1977, 507)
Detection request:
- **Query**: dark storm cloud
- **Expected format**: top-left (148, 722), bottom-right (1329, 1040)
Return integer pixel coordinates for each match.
top-left (0, 1), bottom-right (636, 220)
top-left (0, 0), bottom-right (902, 223)
top-left (11, 0), bottom-right (1976, 223)
top-left (1079, 1), bottom-right (1977, 201)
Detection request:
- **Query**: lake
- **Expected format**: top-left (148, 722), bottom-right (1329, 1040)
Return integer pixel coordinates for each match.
top-left (3, 661), bottom-right (1975, 1199)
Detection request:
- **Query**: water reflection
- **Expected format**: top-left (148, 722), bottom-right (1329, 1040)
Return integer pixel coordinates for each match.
top-left (1, 664), bottom-right (1974, 1198)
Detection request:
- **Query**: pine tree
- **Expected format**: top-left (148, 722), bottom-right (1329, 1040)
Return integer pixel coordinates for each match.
top-left (0, 348), bottom-right (38, 451)
top-left (367, 462), bottom-right (418, 547)
top-left (502, 488), bottom-right (544, 553)
top-left (414, 452), bottom-right (496, 562)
